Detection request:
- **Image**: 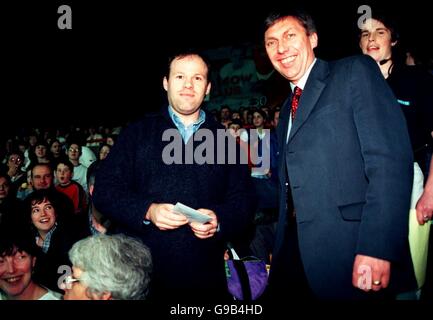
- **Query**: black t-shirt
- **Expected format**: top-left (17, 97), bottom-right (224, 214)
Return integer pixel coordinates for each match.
top-left (387, 65), bottom-right (433, 167)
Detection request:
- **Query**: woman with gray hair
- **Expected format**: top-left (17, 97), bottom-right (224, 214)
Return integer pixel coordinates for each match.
top-left (62, 234), bottom-right (152, 300)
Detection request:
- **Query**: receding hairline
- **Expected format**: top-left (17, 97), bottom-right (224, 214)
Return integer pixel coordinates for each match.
top-left (264, 11), bottom-right (317, 36)
top-left (31, 163), bottom-right (52, 177)
top-left (169, 54), bottom-right (209, 73)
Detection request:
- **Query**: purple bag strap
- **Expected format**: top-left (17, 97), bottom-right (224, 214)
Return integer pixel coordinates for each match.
top-left (232, 259), bottom-right (253, 301)
top-left (227, 242), bottom-right (252, 301)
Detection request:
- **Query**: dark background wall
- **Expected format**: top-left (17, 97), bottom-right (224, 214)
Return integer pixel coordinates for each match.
top-left (2, 0), bottom-right (431, 132)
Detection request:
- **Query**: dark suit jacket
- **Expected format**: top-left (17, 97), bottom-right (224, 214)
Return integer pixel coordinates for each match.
top-left (271, 55), bottom-right (417, 299)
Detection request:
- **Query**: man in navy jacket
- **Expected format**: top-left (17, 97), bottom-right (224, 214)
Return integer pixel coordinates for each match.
top-left (263, 9), bottom-right (416, 299)
top-left (93, 50), bottom-right (255, 302)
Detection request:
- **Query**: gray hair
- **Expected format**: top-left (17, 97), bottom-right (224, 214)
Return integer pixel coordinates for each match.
top-left (68, 234), bottom-right (152, 300)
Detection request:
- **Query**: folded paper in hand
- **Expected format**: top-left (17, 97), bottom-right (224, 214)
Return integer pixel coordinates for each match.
top-left (173, 202), bottom-right (212, 224)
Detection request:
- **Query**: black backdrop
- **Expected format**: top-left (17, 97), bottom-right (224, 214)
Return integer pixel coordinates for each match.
top-left (2, 0), bottom-right (431, 133)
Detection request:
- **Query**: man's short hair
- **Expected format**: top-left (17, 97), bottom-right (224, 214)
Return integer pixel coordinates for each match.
top-left (30, 163), bottom-right (53, 179)
top-left (165, 48), bottom-right (211, 80)
top-left (264, 8), bottom-right (317, 36)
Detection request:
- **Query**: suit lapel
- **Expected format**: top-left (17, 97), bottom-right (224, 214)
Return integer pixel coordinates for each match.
top-left (276, 96), bottom-right (291, 181)
top-left (288, 59), bottom-right (330, 143)
top-left (277, 96), bottom-right (291, 146)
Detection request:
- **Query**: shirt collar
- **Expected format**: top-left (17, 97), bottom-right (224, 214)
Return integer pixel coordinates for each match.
top-left (290, 58), bottom-right (317, 92)
top-left (168, 106), bottom-right (205, 127)
top-left (168, 106), bottom-right (206, 142)
top-left (37, 223), bottom-right (57, 253)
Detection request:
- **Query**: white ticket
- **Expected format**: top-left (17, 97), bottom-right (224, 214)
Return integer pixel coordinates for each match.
top-left (173, 202), bottom-right (212, 224)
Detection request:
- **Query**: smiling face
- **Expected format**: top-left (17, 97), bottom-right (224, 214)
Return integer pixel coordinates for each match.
top-left (265, 16), bottom-right (317, 84)
top-left (0, 177), bottom-right (10, 201)
top-left (163, 54), bottom-right (211, 124)
top-left (31, 198), bottom-right (57, 236)
top-left (31, 165), bottom-right (53, 190)
top-left (359, 18), bottom-right (395, 63)
top-left (0, 248), bottom-right (36, 299)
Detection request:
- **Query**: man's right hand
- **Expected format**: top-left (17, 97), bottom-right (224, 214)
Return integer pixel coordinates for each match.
top-left (416, 188), bottom-right (433, 225)
top-left (145, 203), bottom-right (189, 230)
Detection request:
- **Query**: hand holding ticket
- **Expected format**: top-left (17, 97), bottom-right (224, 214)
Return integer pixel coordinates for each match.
top-left (173, 202), bottom-right (212, 224)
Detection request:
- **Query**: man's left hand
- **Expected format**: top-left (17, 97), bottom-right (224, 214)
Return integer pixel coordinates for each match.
top-left (189, 209), bottom-right (218, 239)
top-left (352, 254), bottom-right (391, 292)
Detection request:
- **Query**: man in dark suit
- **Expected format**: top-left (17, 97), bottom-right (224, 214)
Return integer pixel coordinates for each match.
top-left (263, 9), bottom-right (417, 299)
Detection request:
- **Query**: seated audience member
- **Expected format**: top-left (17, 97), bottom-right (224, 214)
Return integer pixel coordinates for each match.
top-left (227, 119), bottom-right (243, 140)
top-left (29, 163), bottom-right (54, 192)
top-left (25, 189), bottom-right (82, 292)
top-left (16, 169), bottom-right (33, 201)
top-left (22, 133), bottom-right (38, 171)
top-left (0, 173), bottom-right (24, 226)
top-left (63, 234), bottom-right (152, 300)
top-left (98, 144), bottom-right (111, 161)
top-left (0, 223), bottom-right (62, 300)
top-left (219, 105), bottom-right (232, 129)
top-left (86, 127), bottom-right (104, 152)
top-left (86, 161), bottom-right (113, 235)
top-left (49, 139), bottom-right (64, 160)
top-left (4, 151), bottom-right (26, 198)
top-left (55, 159), bottom-right (87, 215)
top-left (28, 141), bottom-right (52, 167)
top-left (28, 163), bottom-right (75, 219)
top-left (49, 139), bottom-right (68, 168)
top-left (67, 143), bottom-right (89, 193)
top-left (105, 134), bottom-right (117, 147)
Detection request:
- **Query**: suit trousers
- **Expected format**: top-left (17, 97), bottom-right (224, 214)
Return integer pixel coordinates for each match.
top-left (265, 214), bottom-right (315, 301)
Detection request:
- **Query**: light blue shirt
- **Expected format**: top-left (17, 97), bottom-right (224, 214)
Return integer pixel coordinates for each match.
top-left (142, 106), bottom-right (206, 226)
top-left (168, 106), bottom-right (206, 143)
